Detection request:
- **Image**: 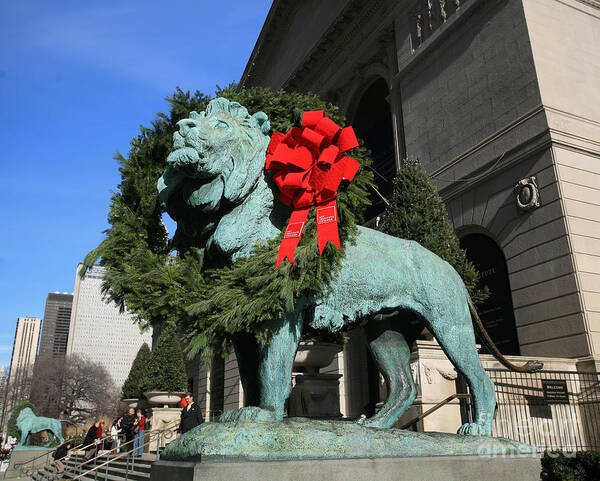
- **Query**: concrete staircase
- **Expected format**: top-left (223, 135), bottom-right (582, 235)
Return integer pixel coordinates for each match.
top-left (29, 453), bottom-right (154, 481)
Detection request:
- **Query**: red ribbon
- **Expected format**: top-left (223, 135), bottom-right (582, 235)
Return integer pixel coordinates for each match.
top-left (265, 110), bottom-right (360, 268)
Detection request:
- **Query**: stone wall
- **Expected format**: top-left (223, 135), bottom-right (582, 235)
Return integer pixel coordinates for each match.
top-left (396, 0), bottom-right (542, 174)
top-left (522, 0), bottom-right (600, 356)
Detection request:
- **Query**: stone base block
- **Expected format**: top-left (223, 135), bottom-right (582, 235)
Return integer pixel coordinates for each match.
top-left (160, 419), bottom-right (535, 461)
top-left (5, 447), bottom-right (53, 477)
top-left (150, 455), bottom-right (541, 481)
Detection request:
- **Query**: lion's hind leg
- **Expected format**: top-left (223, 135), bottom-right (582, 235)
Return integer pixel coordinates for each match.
top-left (357, 327), bottom-right (416, 429)
top-left (427, 301), bottom-right (495, 436)
top-left (53, 421), bottom-right (64, 444)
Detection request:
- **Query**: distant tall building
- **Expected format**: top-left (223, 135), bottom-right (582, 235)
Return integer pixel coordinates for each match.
top-left (4, 317), bottom-right (41, 415)
top-left (0, 367), bottom-right (8, 427)
top-left (38, 292), bottom-right (73, 359)
top-left (66, 265), bottom-right (152, 389)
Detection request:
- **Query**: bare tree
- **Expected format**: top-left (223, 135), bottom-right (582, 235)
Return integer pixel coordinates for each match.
top-left (30, 354), bottom-right (119, 423)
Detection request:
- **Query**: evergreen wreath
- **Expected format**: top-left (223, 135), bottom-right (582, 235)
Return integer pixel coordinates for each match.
top-left (83, 87), bottom-right (373, 361)
top-left (7, 400), bottom-right (39, 440)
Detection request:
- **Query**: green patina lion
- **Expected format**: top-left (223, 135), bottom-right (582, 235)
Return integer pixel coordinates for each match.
top-left (158, 98), bottom-right (541, 435)
top-left (10, 407), bottom-right (64, 447)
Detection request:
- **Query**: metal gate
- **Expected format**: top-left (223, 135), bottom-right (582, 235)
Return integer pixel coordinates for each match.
top-left (458, 369), bottom-right (600, 451)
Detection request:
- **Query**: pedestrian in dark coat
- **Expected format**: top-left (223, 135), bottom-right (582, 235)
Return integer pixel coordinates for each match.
top-left (83, 421), bottom-right (101, 462)
top-left (179, 392), bottom-right (203, 435)
top-left (53, 441), bottom-right (71, 476)
top-left (122, 408), bottom-right (136, 452)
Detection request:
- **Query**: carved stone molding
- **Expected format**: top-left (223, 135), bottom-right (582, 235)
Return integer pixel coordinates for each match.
top-left (574, 0), bottom-right (600, 9)
top-left (514, 176), bottom-right (541, 212)
top-left (409, 0), bottom-right (470, 49)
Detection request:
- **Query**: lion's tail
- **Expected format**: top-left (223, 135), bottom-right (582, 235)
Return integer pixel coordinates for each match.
top-left (468, 298), bottom-right (543, 373)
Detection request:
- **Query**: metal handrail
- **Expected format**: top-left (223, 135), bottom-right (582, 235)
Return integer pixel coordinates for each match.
top-left (12, 429), bottom-right (114, 469)
top-left (400, 393), bottom-right (471, 430)
top-left (66, 421), bottom-right (179, 481)
top-left (5, 429), bottom-right (116, 479)
top-left (25, 420), bottom-right (178, 480)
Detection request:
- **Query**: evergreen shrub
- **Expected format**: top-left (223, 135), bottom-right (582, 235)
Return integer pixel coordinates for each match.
top-left (121, 342), bottom-right (152, 399)
top-left (142, 326), bottom-right (187, 393)
top-left (381, 159), bottom-right (488, 304)
top-left (541, 451), bottom-right (600, 481)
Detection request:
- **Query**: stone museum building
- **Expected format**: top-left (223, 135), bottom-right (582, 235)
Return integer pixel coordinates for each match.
top-left (184, 0), bottom-right (600, 450)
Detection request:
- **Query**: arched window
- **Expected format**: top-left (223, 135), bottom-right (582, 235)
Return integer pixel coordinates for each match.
top-left (460, 233), bottom-right (520, 355)
top-left (352, 78), bottom-right (395, 220)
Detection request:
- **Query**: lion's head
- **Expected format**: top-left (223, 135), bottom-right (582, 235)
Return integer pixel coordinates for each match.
top-left (158, 98), bottom-right (275, 257)
top-left (16, 407), bottom-right (34, 426)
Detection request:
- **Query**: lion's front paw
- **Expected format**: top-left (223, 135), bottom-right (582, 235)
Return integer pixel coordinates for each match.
top-left (219, 407), bottom-right (278, 423)
top-left (457, 422), bottom-right (490, 436)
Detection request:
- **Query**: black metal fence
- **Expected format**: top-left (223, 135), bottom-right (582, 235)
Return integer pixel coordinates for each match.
top-left (458, 369), bottom-right (600, 452)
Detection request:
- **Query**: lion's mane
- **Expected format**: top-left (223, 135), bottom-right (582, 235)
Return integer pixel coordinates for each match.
top-left (158, 98), bottom-right (273, 257)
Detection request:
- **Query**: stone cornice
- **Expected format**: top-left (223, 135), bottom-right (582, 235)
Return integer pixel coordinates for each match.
top-left (284, 0), bottom-right (390, 92)
top-left (239, 0), bottom-right (294, 90)
top-left (572, 0), bottom-right (600, 10)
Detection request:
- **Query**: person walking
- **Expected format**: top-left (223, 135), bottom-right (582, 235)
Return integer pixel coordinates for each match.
top-left (133, 409), bottom-right (146, 456)
top-left (287, 375), bottom-right (312, 417)
top-left (97, 422), bottom-right (104, 450)
top-left (83, 421), bottom-right (101, 463)
top-left (111, 418), bottom-right (122, 455)
top-left (52, 441), bottom-right (71, 479)
top-left (179, 392), bottom-right (203, 435)
top-left (122, 407), bottom-right (136, 453)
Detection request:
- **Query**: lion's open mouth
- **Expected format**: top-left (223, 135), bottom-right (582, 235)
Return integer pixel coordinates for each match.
top-left (167, 146), bottom-right (200, 166)
top-left (167, 146), bottom-right (214, 179)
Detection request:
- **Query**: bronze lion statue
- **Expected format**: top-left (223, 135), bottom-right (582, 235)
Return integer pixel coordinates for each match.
top-left (158, 98), bottom-right (541, 435)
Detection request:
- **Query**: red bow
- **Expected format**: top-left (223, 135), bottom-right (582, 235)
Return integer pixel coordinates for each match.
top-left (266, 110), bottom-right (360, 268)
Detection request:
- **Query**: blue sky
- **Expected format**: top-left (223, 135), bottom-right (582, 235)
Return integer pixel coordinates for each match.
top-left (0, 0), bottom-right (271, 367)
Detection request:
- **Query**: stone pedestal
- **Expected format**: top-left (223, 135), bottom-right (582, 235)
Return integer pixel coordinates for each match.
top-left (293, 342), bottom-right (344, 419)
top-left (150, 455), bottom-right (541, 481)
top-left (301, 373), bottom-right (343, 418)
top-left (147, 407), bottom-right (180, 450)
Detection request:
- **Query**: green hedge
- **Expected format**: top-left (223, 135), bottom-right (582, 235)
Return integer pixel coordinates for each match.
top-left (541, 451), bottom-right (600, 481)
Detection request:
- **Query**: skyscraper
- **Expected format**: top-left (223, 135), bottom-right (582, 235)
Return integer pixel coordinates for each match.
top-left (66, 265), bottom-right (152, 389)
top-left (3, 317), bottom-right (41, 421)
top-left (38, 292), bottom-right (73, 359)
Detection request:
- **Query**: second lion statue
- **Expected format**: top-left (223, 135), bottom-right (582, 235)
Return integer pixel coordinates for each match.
top-left (158, 98), bottom-right (541, 436)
